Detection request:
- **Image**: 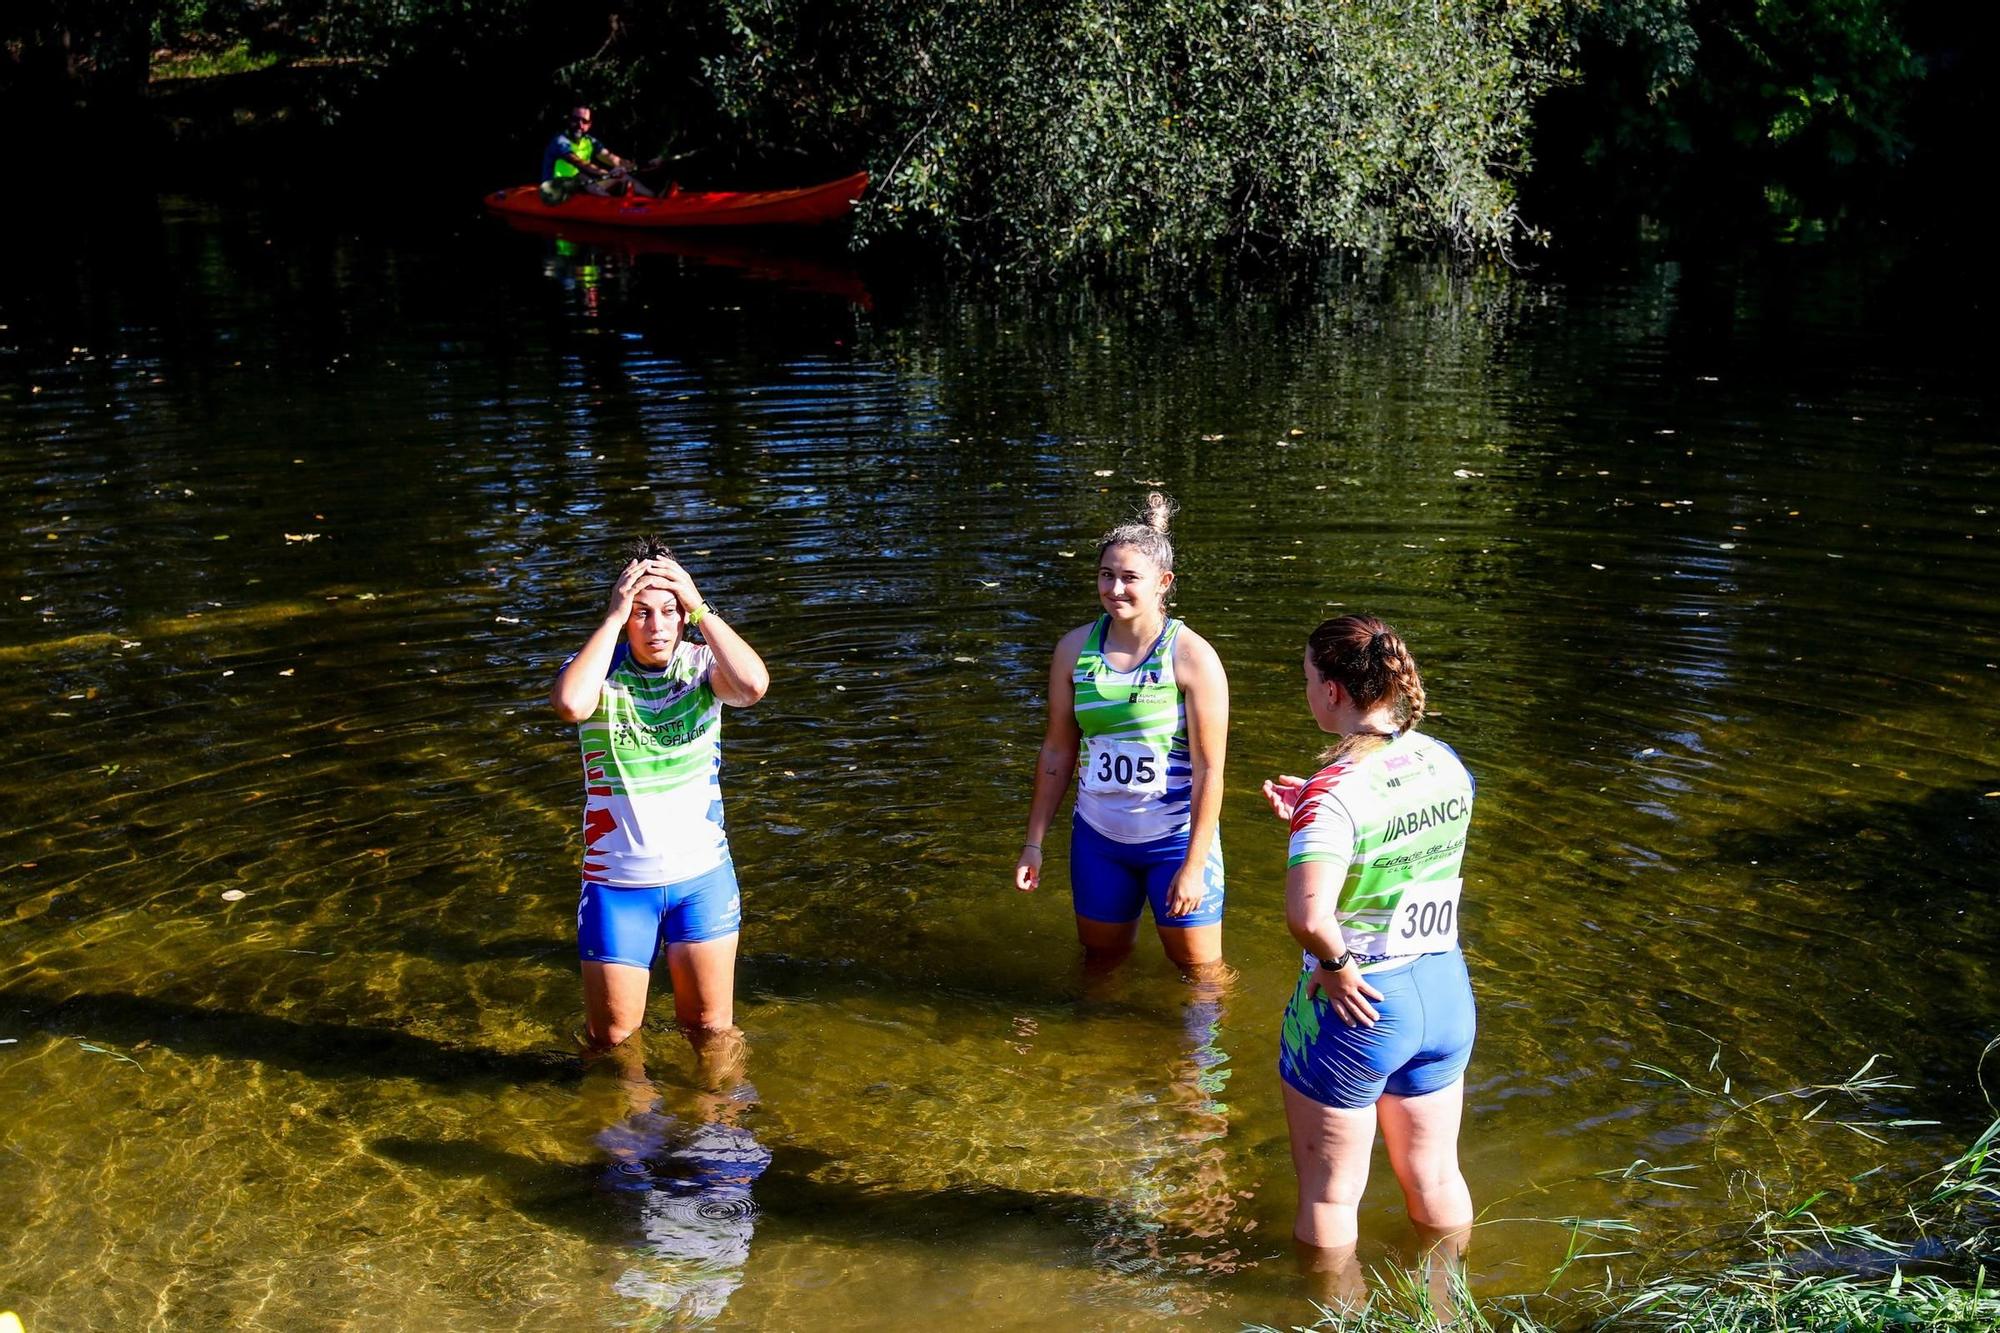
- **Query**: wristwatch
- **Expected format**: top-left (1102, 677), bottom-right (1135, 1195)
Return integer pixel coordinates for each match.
top-left (1319, 951), bottom-right (1354, 972)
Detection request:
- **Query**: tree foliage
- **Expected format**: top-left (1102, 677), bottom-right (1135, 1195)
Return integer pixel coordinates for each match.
top-left (3, 0), bottom-right (1972, 267)
top-left (666, 0), bottom-right (1567, 267)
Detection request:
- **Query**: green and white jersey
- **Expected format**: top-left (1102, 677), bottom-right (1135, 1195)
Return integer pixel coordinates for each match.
top-left (1072, 616), bottom-right (1192, 844)
top-left (1286, 730), bottom-right (1474, 971)
top-left (574, 640), bottom-right (728, 886)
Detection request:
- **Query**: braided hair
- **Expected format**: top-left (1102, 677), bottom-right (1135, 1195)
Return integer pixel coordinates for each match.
top-left (1307, 614), bottom-right (1428, 762)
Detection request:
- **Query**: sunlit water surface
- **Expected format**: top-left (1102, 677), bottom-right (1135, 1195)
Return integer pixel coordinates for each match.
top-left (2, 197), bottom-right (1996, 1329)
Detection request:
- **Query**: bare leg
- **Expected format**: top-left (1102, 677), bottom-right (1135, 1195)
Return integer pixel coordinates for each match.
top-left (1076, 915), bottom-right (1140, 971)
top-left (1294, 1236), bottom-right (1368, 1314)
top-left (665, 933), bottom-right (744, 1088)
top-left (1283, 1080), bottom-right (1378, 1249)
top-left (1377, 1079), bottom-right (1473, 1243)
top-left (582, 960), bottom-right (653, 1048)
top-left (1155, 921), bottom-right (1223, 977)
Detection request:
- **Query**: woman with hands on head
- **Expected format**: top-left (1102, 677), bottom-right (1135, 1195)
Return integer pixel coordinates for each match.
top-left (1014, 492), bottom-right (1229, 978)
top-left (1263, 614), bottom-right (1477, 1278)
top-left (550, 537), bottom-right (768, 1081)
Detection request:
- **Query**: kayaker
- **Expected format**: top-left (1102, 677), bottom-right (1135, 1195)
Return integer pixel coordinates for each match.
top-left (541, 106), bottom-right (658, 201)
top-left (1013, 492), bottom-right (1230, 979)
top-left (550, 538), bottom-right (768, 1084)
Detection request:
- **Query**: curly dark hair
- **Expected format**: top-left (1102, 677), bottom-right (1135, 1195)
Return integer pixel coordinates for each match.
top-left (623, 534), bottom-right (676, 565)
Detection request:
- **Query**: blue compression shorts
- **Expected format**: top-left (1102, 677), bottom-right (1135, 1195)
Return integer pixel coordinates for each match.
top-left (577, 860), bottom-right (742, 969)
top-left (1069, 812), bottom-right (1225, 928)
top-left (1279, 948), bottom-right (1475, 1109)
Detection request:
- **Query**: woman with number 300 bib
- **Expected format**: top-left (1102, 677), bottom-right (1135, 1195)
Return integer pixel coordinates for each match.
top-left (1261, 614), bottom-right (1477, 1277)
top-left (1014, 492), bottom-right (1229, 978)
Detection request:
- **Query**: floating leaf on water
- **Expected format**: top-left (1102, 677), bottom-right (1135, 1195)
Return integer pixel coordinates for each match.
top-left (1289, 428), bottom-right (1305, 437)
top-left (1092, 469), bottom-right (1114, 477)
top-left (977, 580), bottom-right (999, 588)
top-left (1718, 543), bottom-right (1737, 550)
top-left (953, 656), bottom-right (976, 663)
top-left (1590, 563), bottom-right (1607, 571)
top-left (494, 616), bottom-right (521, 625)
top-left (1200, 433), bottom-right (1224, 442)
top-left (278, 668), bottom-right (295, 677)
top-left (1058, 550), bottom-right (1075, 557)
top-left (221, 669), bottom-right (234, 677)
top-left (283, 533), bottom-right (323, 543)
top-left (221, 889), bottom-right (246, 901)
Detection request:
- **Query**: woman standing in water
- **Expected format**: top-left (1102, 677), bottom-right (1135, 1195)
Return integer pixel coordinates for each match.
top-left (1014, 493), bottom-right (1229, 974)
top-left (550, 537), bottom-right (769, 1075)
top-left (1262, 615), bottom-right (1476, 1274)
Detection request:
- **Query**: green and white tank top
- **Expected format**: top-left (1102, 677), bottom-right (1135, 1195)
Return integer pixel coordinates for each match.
top-left (574, 640), bottom-right (728, 886)
top-left (1072, 616), bottom-right (1192, 844)
top-left (1286, 730), bottom-right (1474, 972)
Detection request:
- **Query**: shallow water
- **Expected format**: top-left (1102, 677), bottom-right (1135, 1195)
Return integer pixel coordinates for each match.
top-left (2, 197), bottom-right (1996, 1329)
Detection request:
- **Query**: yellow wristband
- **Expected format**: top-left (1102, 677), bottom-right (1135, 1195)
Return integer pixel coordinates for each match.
top-left (688, 602), bottom-right (712, 627)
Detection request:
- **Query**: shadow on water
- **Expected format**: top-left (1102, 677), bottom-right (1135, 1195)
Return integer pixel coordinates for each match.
top-left (1710, 781), bottom-right (2000, 897)
top-left (0, 987), bottom-right (581, 1087)
top-left (370, 1131), bottom-right (1217, 1259)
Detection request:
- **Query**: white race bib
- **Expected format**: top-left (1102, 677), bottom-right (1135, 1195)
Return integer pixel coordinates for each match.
top-left (1079, 739), bottom-right (1169, 796)
top-left (1376, 877), bottom-right (1462, 955)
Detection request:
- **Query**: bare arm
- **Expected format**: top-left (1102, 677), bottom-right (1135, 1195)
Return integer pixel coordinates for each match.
top-left (1163, 629), bottom-right (1227, 915)
top-left (1014, 627), bottom-right (1087, 892)
top-left (550, 558), bottom-right (659, 722)
top-left (1287, 858), bottom-right (1384, 1027)
top-left (654, 560), bottom-right (768, 707)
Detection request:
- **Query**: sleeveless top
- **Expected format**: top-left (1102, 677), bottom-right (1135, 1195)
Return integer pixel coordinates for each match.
top-left (1072, 616), bottom-right (1192, 844)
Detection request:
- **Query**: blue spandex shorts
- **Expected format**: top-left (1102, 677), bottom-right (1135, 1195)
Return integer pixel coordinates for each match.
top-left (1069, 813), bottom-right (1225, 928)
top-left (1279, 948), bottom-right (1475, 1109)
top-left (577, 860), bottom-right (742, 969)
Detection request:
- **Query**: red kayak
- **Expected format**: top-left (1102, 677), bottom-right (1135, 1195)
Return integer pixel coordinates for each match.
top-left (484, 171), bottom-right (868, 229)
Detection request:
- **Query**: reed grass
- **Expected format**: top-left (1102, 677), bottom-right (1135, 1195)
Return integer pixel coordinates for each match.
top-left (1249, 1041), bottom-right (2000, 1332)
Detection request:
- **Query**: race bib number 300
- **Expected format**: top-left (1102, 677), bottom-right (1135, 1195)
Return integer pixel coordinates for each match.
top-left (1080, 740), bottom-right (1168, 796)
top-left (1386, 877), bottom-right (1462, 953)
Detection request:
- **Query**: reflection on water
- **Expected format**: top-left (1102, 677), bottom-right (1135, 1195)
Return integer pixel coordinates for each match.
top-left (0, 195), bottom-right (1995, 1328)
top-left (601, 1102), bottom-right (769, 1319)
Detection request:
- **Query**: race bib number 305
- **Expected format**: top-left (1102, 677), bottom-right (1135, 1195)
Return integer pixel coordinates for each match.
top-left (1080, 740), bottom-right (1168, 796)
top-left (1386, 877), bottom-right (1462, 953)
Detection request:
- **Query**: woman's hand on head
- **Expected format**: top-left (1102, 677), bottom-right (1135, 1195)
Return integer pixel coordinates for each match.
top-left (1014, 845), bottom-right (1043, 893)
top-left (1263, 774), bottom-right (1307, 822)
top-left (607, 559), bottom-right (675, 620)
top-left (652, 559), bottom-right (703, 617)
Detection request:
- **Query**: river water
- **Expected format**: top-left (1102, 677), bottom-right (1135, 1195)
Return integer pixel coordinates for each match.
top-left (2, 195), bottom-right (1995, 1329)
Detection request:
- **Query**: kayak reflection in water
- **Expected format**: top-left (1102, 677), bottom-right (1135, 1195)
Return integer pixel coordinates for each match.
top-left (592, 1035), bottom-right (770, 1321)
top-left (539, 105), bottom-right (662, 203)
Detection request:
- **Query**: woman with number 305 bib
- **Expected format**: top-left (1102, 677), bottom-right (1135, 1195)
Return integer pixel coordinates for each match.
top-left (1260, 614), bottom-right (1477, 1275)
top-left (1014, 492), bottom-right (1229, 979)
